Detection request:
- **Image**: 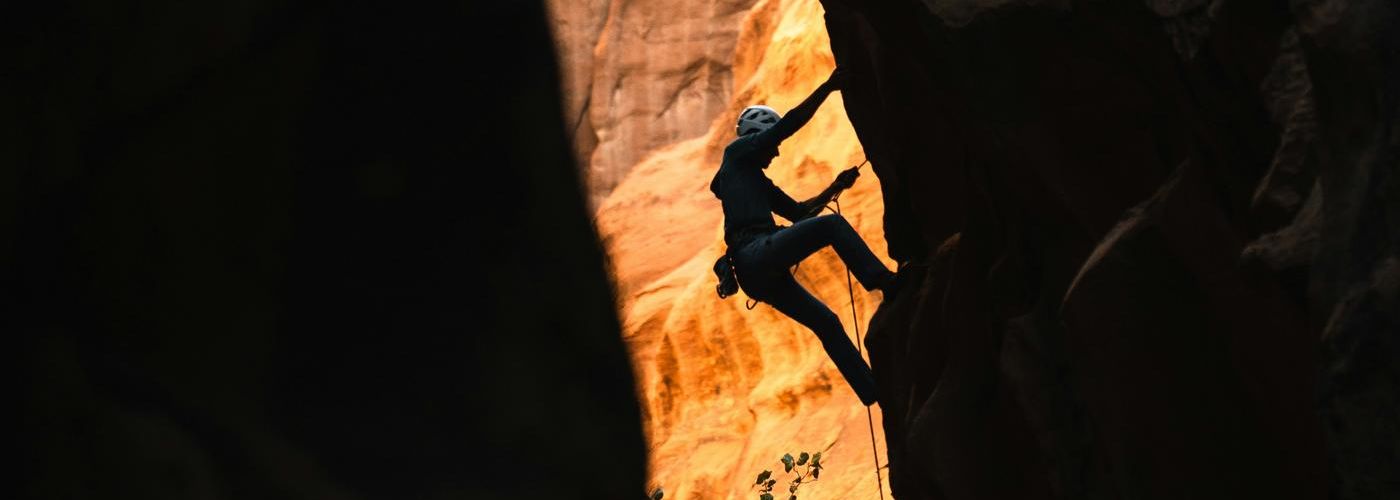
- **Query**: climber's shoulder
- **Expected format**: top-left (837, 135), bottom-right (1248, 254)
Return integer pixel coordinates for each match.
top-left (724, 134), bottom-right (760, 156)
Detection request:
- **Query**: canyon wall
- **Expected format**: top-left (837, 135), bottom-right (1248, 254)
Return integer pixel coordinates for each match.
top-left (13, 2), bottom-right (645, 499)
top-left (818, 0), bottom-right (1399, 499)
top-left (573, 0), bottom-right (900, 498)
top-left (548, 0), bottom-right (762, 207)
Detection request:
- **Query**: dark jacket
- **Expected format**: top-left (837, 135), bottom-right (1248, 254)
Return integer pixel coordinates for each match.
top-left (709, 84), bottom-right (833, 248)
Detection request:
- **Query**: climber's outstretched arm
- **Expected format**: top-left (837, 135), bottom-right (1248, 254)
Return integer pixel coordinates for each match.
top-left (750, 67), bottom-right (847, 150)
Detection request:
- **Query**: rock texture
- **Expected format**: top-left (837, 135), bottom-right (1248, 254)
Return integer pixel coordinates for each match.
top-left (11, 2), bottom-right (645, 499)
top-left (547, 0), bottom-right (762, 207)
top-left (585, 0), bottom-right (899, 498)
top-left (817, 0), bottom-right (1399, 499)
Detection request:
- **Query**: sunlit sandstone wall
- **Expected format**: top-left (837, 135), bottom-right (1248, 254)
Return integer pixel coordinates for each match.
top-left (547, 0), bottom-right (761, 207)
top-left (552, 0), bottom-right (895, 498)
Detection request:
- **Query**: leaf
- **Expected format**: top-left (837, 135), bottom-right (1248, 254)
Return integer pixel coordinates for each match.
top-left (790, 496), bottom-right (797, 500)
top-left (789, 483), bottom-right (799, 493)
top-left (811, 452), bottom-right (822, 466)
top-left (767, 479), bottom-right (777, 488)
top-left (756, 470), bottom-right (772, 485)
top-left (760, 494), bottom-right (774, 500)
top-left (650, 487), bottom-right (664, 500)
top-left (812, 468), bottom-right (820, 480)
top-left (781, 454), bottom-right (795, 473)
top-left (796, 452), bottom-right (809, 466)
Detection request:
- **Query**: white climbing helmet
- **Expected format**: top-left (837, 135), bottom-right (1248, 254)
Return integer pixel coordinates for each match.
top-left (736, 105), bottom-right (781, 136)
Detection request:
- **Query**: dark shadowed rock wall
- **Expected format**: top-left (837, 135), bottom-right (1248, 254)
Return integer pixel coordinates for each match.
top-left (8, 2), bottom-right (645, 499)
top-left (818, 0), bottom-right (1398, 498)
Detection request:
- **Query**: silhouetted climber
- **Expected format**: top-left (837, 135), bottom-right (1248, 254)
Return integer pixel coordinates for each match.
top-left (710, 67), bottom-right (899, 407)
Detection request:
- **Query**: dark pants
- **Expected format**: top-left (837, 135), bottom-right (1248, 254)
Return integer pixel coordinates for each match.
top-left (733, 214), bottom-right (892, 405)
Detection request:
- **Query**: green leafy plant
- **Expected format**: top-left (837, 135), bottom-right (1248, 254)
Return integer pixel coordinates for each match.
top-left (751, 451), bottom-right (825, 500)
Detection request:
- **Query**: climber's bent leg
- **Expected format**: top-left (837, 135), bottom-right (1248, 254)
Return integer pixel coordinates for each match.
top-left (764, 214), bottom-right (893, 291)
top-left (761, 273), bottom-right (877, 406)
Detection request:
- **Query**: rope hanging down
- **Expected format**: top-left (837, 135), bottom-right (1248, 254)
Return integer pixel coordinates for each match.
top-left (771, 158), bottom-right (886, 499)
top-left (830, 159), bottom-right (886, 500)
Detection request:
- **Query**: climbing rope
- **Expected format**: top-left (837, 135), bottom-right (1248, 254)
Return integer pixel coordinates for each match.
top-left (831, 168), bottom-right (886, 500)
top-left (767, 159), bottom-right (887, 499)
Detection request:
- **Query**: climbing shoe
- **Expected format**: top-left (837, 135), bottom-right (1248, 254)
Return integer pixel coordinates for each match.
top-left (878, 267), bottom-right (909, 300)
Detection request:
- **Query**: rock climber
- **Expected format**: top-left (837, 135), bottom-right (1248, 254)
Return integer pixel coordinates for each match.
top-left (710, 67), bottom-right (900, 407)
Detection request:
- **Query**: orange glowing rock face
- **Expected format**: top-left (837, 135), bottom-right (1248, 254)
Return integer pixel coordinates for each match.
top-left (552, 0), bottom-right (892, 498)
